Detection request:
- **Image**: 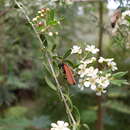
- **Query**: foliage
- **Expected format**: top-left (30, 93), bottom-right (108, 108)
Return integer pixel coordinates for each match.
top-left (0, 0), bottom-right (130, 130)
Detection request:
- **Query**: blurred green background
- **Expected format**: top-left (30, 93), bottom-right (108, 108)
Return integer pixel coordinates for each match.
top-left (0, 0), bottom-right (130, 130)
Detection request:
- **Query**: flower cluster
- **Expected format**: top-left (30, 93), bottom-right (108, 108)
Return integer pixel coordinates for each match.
top-left (71, 45), bottom-right (82, 54)
top-left (112, 10), bottom-right (130, 34)
top-left (71, 45), bottom-right (118, 96)
top-left (98, 57), bottom-right (117, 71)
top-left (71, 45), bottom-right (99, 55)
top-left (51, 121), bottom-right (70, 130)
top-left (120, 10), bottom-right (130, 26)
top-left (85, 45), bottom-right (99, 54)
top-left (32, 8), bottom-right (60, 36)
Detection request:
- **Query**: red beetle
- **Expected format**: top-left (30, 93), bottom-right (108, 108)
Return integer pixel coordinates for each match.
top-left (61, 63), bottom-right (76, 85)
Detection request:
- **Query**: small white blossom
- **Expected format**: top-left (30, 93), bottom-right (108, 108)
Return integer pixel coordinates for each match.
top-left (48, 32), bottom-right (53, 36)
top-left (78, 64), bottom-right (87, 78)
top-left (84, 76), bottom-right (97, 90)
top-left (98, 57), bottom-right (118, 71)
top-left (96, 87), bottom-right (107, 96)
top-left (122, 10), bottom-right (130, 19)
top-left (119, 10), bottom-right (130, 26)
top-left (55, 32), bottom-right (59, 35)
top-left (71, 45), bottom-right (82, 54)
top-left (78, 78), bottom-right (85, 90)
top-left (78, 66), bottom-right (98, 78)
top-left (85, 45), bottom-right (99, 54)
top-left (51, 121), bottom-right (70, 130)
top-left (96, 76), bottom-right (110, 89)
top-left (107, 60), bottom-right (117, 71)
top-left (98, 57), bottom-right (105, 63)
top-left (85, 67), bottom-right (98, 77)
top-left (81, 57), bottom-right (96, 65)
top-left (32, 17), bottom-right (37, 22)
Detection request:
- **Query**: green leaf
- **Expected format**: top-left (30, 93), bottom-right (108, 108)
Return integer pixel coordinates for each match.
top-left (64, 60), bottom-right (75, 68)
top-left (49, 10), bottom-right (55, 21)
top-left (40, 34), bottom-right (48, 47)
top-left (108, 88), bottom-right (129, 98)
top-left (6, 76), bottom-right (27, 88)
top-left (5, 106), bottom-right (27, 118)
top-left (53, 61), bottom-right (59, 77)
top-left (104, 100), bottom-right (130, 114)
top-left (81, 110), bottom-right (97, 123)
top-left (110, 79), bottom-right (128, 86)
top-left (51, 44), bottom-right (56, 52)
top-left (52, 56), bottom-right (62, 60)
top-left (113, 71), bottom-right (128, 78)
top-left (44, 76), bottom-right (57, 91)
top-left (32, 116), bottom-right (51, 128)
top-left (47, 10), bottom-right (55, 25)
top-left (63, 49), bottom-right (71, 59)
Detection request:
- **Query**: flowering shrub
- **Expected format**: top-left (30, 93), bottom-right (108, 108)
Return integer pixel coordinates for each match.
top-left (15, 1), bottom-right (128, 129)
top-left (112, 9), bottom-right (130, 49)
top-left (71, 45), bottom-right (127, 96)
top-left (32, 8), bottom-right (61, 36)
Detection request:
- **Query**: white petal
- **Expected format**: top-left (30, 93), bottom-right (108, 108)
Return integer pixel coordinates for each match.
top-left (64, 122), bottom-right (69, 127)
top-left (84, 81), bottom-right (90, 87)
top-left (96, 92), bottom-right (101, 96)
top-left (57, 121), bottom-right (65, 127)
top-left (51, 123), bottom-right (58, 127)
top-left (91, 85), bottom-right (96, 90)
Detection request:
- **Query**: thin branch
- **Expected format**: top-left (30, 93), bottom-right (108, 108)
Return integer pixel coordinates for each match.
top-left (15, 0), bottom-right (77, 127)
top-left (47, 56), bottom-right (76, 126)
top-left (15, 0), bottom-right (44, 47)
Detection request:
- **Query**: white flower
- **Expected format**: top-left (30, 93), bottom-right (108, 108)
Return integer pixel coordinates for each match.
top-left (84, 76), bottom-right (97, 90)
top-left (85, 45), bottom-right (99, 54)
top-left (32, 17), bottom-right (37, 22)
top-left (78, 64), bottom-right (87, 78)
top-left (98, 57), bottom-right (105, 63)
top-left (122, 10), bottom-right (130, 19)
top-left (81, 57), bottom-right (96, 65)
top-left (78, 78), bottom-right (85, 90)
top-left (55, 32), bottom-right (59, 35)
top-left (96, 76), bottom-right (110, 89)
top-left (85, 67), bottom-right (99, 77)
top-left (107, 60), bottom-right (117, 71)
top-left (98, 57), bottom-right (118, 71)
top-left (78, 66), bottom-right (98, 78)
top-left (119, 10), bottom-right (130, 26)
top-left (96, 87), bottom-right (107, 96)
top-left (71, 45), bottom-right (82, 54)
top-left (95, 75), bottom-right (110, 96)
top-left (51, 121), bottom-right (70, 130)
top-left (48, 32), bottom-right (53, 36)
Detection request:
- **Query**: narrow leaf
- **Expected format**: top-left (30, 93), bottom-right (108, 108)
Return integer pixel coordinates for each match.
top-left (44, 76), bottom-right (57, 91)
top-left (113, 71), bottom-right (128, 78)
top-left (63, 49), bottom-right (71, 59)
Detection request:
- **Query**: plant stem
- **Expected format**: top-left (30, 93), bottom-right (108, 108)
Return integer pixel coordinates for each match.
top-left (15, 1), bottom-right (77, 128)
top-left (96, 1), bottom-right (104, 130)
top-left (47, 55), bottom-right (77, 126)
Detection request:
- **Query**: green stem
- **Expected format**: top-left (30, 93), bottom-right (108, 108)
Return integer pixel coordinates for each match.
top-left (15, 0), bottom-right (77, 128)
top-left (47, 53), bottom-right (76, 126)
